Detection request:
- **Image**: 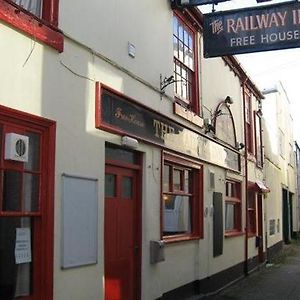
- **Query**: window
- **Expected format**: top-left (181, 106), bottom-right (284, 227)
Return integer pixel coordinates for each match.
top-left (255, 111), bottom-right (263, 167)
top-left (0, 105), bottom-right (55, 300)
top-left (225, 180), bottom-right (242, 235)
top-left (247, 190), bottom-right (256, 235)
top-left (162, 153), bottom-right (203, 241)
top-left (244, 90), bottom-right (253, 154)
top-left (173, 13), bottom-right (199, 113)
top-left (0, 0), bottom-right (63, 52)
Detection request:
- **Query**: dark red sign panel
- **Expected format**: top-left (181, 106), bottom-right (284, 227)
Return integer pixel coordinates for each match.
top-left (203, 1), bottom-right (300, 57)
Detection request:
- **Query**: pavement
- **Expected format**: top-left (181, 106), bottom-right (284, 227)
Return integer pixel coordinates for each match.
top-left (200, 239), bottom-right (300, 300)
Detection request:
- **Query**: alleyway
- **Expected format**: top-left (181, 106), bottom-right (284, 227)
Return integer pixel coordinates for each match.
top-left (203, 240), bottom-right (300, 300)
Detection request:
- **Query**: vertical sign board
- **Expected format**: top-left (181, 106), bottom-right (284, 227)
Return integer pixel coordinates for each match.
top-left (61, 174), bottom-right (98, 269)
top-left (213, 192), bottom-right (223, 257)
top-left (203, 1), bottom-right (300, 57)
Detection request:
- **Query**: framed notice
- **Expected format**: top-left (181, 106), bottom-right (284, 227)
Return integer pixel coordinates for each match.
top-left (61, 174), bottom-right (98, 269)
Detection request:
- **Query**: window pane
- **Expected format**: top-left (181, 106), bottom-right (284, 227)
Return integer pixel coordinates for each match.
top-left (12, 0), bottom-right (42, 17)
top-left (173, 16), bottom-right (178, 36)
top-left (184, 29), bottom-right (189, 45)
top-left (105, 144), bottom-right (138, 164)
top-left (2, 171), bottom-right (22, 211)
top-left (23, 173), bottom-right (40, 212)
top-left (122, 176), bottom-right (132, 199)
top-left (24, 132), bottom-right (40, 171)
top-left (225, 203), bottom-right (235, 231)
top-left (173, 169), bottom-right (181, 191)
top-left (178, 23), bottom-right (183, 41)
top-left (188, 35), bottom-right (193, 50)
top-left (163, 195), bottom-right (192, 235)
top-left (178, 41), bottom-right (184, 62)
top-left (184, 170), bottom-right (191, 193)
top-left (173, 36), bottom-right (178, 58)
top-left (0, 217), bottom-right (32, 298)
top-left (188, 48), bottom-right (194, 70)
top-left (105, 174), bottom-right (116, 198)
top-left (163, 165), bottom-right (170, 192)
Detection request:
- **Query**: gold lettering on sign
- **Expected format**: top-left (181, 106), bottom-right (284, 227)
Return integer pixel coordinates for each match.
top-left (114, 107), bottom-right (145, 128)
top-left (153, 119), bottom-right (175, 141)
top-left (227, 11), bottom-right (288, 34)
top-left (293, 9), bottom-right (300, 25)
top-left (210, 19), bottom-right (223, 35)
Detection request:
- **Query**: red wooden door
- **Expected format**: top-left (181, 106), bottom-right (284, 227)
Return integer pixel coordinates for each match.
top-left (104, 165), bottom-right (140, 300)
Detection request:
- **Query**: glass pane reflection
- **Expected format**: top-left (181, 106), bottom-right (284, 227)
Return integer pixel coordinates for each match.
top-left (163, 195), bottom-right (191, 235)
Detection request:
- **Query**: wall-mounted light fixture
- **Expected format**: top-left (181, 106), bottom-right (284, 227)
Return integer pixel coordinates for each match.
top-left (224, 96), bottom-right (233, 106)
top-left (160, 74), bottom-right (186, 99)
top-left (121, 136), bottom-right (139, 149)
top-left (257, 109), bottom-right (263, 117)
top-left (160, 74), bottom-right (175, 93)
top-left (204, 118), bottom-right (215, 134)
top-left (236, 142), bottom-right (245, 151)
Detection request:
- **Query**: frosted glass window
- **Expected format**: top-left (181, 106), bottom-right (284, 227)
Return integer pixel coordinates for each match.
top-left (122, 176), bottom-right (132, 199)
top-left (225, 203), bottom-right (234, 231)
top-left (105, 174), bottom-right (116, 198)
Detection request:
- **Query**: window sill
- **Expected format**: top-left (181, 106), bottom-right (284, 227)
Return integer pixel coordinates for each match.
top-left (174, 102), bottom-right (204, 128)
top-left (163, 234), bottom-right (201, 244)
top-left (0, 1), bottom-right (63, 52)
top-left (225, 231), bottom-right (244, 238)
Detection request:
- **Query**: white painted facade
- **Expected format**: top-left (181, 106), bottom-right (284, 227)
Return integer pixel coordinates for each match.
top-left (262, 83), bottom-right (298, 247)
top-left (0, 1), bottom-right (293, 299)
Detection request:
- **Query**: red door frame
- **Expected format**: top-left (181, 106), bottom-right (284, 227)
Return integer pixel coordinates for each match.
top-left (104, 153), bottom-right (142, 300)
top-left (0, 105), bottom-right (56, 300)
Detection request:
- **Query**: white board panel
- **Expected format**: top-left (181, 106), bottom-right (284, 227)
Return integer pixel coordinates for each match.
top-left (61, 174), bottom-right (98, 269)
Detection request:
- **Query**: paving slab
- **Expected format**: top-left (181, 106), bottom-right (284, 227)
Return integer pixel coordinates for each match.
top-left (201, 240), bottom-right (300, 300)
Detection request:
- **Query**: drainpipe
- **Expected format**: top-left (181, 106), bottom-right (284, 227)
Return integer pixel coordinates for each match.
top-left (242, 81), bottom-right (249, 275)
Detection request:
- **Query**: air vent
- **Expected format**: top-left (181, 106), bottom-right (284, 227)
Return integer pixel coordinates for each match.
top-left (5, 133), bottom-right (29, 162)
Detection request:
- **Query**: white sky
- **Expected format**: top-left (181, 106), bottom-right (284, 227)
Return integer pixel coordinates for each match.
top-left (200, 0), bottom-right (300, 144)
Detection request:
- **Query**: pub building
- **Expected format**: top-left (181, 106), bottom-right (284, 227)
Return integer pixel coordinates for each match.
top-left (0, 0), bottom-right (292, 299)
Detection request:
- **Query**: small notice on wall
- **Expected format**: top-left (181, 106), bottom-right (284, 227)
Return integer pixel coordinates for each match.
top-left (15, 228), bottom-right (32, 264)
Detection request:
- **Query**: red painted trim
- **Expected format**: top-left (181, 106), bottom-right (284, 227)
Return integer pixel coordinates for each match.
top-left (95, 83), bottom-right (239, 159)
top-left (0, 104), bottom-right (56, 299)
top-left (105, 159), bottom-right (141, 170)
top-left (0, 1), bottom-right (63, 52)
top-left (225, 231), bottom-right (244, 238)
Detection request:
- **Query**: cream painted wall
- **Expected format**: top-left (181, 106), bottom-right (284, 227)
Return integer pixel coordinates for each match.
top-left (59, 0), bottom-right (173, 91)
top-left (0, 0), bottom-right (271, 298)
